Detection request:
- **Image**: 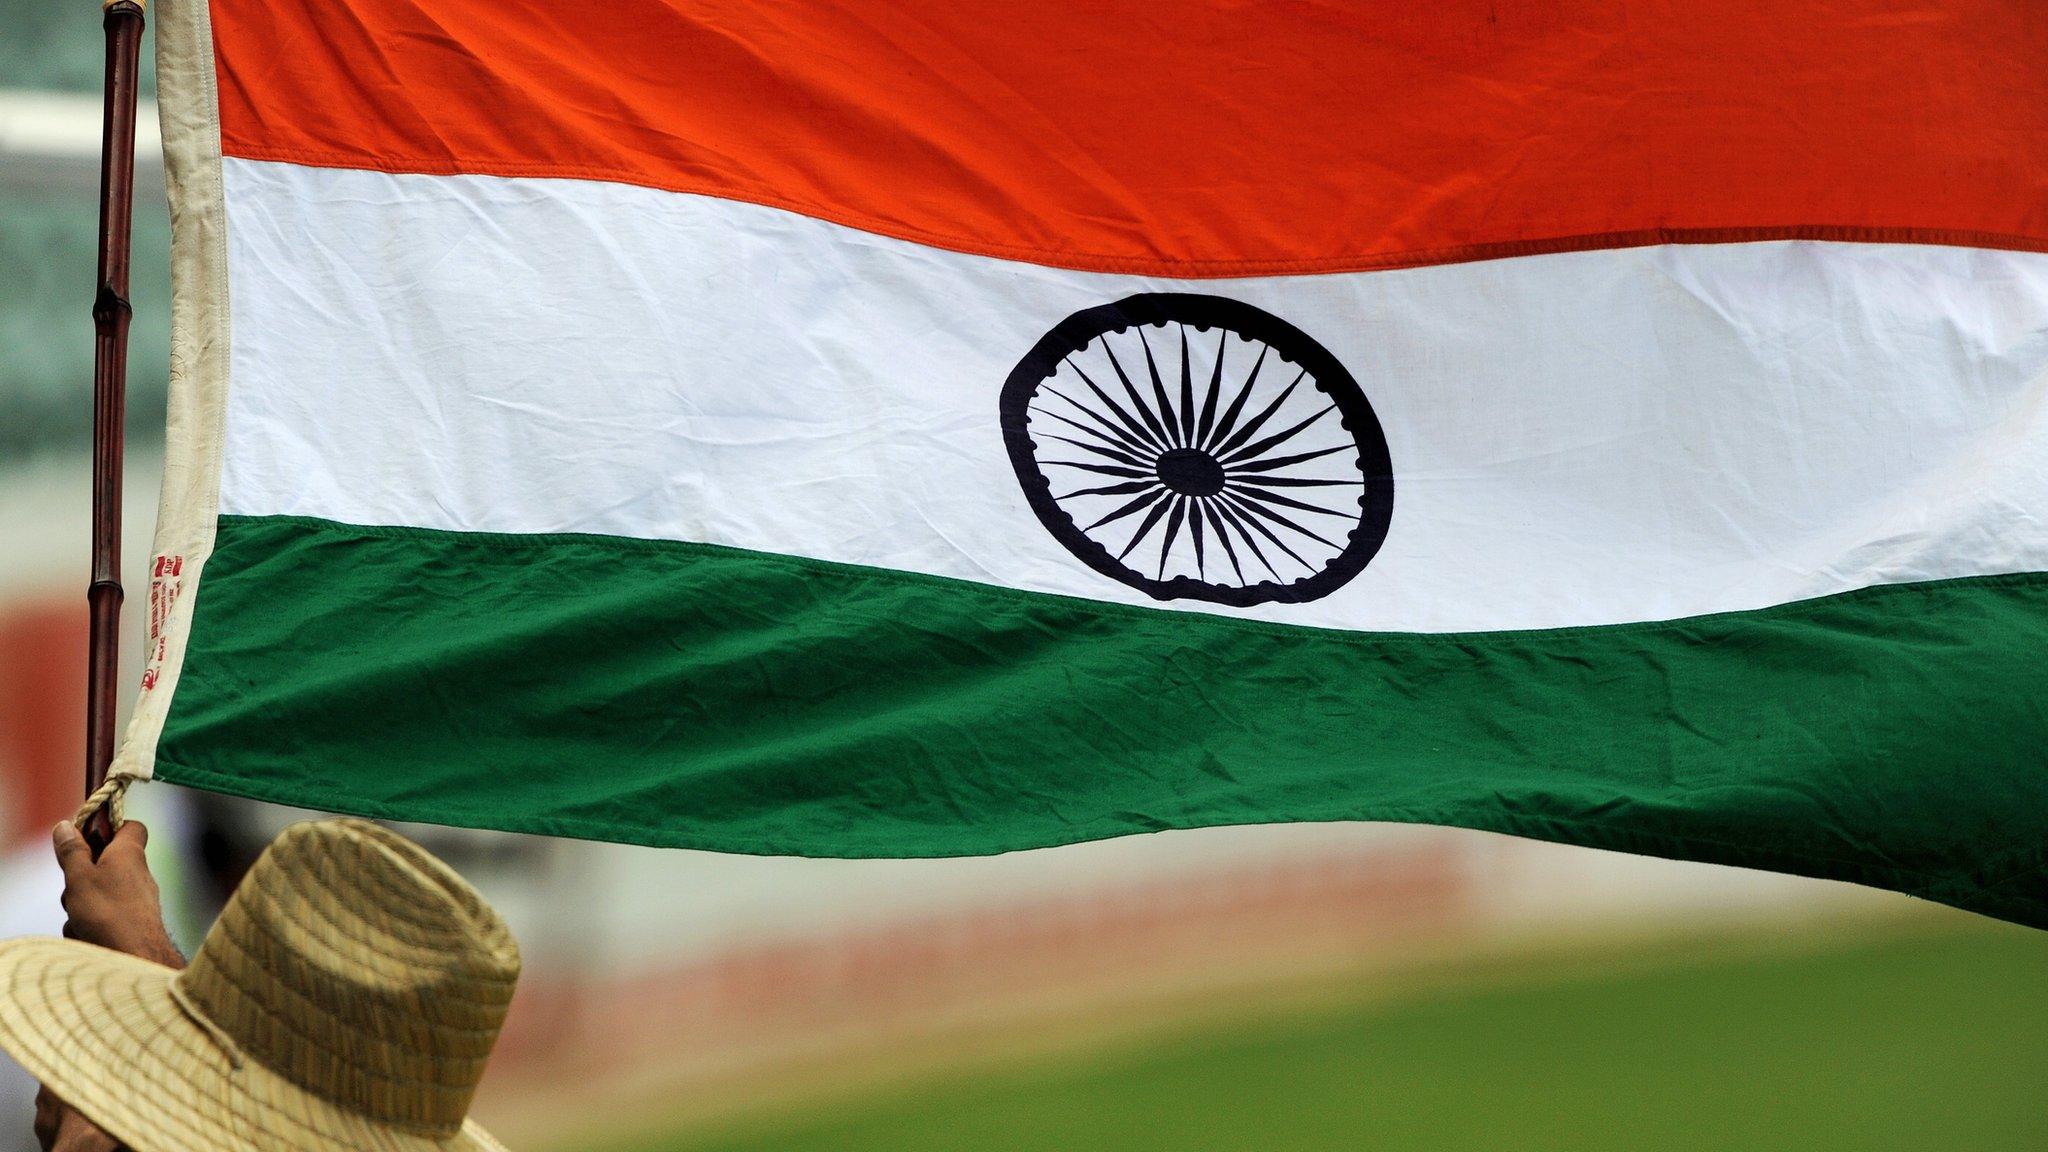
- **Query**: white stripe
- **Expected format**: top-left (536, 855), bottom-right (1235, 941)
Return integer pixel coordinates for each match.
top-left (218, 159), bottom-right (2048, 632)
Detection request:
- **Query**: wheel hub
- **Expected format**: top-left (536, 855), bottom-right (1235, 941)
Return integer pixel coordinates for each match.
top-left (1155, 448), bottom-right (1226, 497)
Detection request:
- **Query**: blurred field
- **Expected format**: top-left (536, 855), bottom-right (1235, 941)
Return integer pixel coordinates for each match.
top-left (583, 917), bottom-right (2047, 1152)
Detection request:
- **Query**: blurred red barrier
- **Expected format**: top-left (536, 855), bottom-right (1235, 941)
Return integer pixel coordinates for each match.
top-left (0, 602), bottom-right (86, 851)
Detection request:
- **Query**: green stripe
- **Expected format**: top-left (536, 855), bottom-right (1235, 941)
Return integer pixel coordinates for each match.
top-left (159, 515), bottom-right (2048, 928)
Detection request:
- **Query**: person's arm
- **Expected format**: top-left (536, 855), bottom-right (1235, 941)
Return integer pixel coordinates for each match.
top-left (32, 1087), bottom-right (117, 1152)
top-left (36, 820), bottom-right (183, 1152)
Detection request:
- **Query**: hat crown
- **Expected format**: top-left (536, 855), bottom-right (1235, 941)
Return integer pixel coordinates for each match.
top-left (175, 819), bottom-right (520, 1138)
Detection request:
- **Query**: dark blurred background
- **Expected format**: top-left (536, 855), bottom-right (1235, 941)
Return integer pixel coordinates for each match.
top-left (2, 4), bottom-right (2044, 1150)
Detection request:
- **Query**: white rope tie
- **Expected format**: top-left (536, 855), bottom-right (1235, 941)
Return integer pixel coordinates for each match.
top-left (72, 773), bottom-right (134, 830)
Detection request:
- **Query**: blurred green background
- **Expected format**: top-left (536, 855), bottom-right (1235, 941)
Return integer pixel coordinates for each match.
top-left (591, 919), bottom-right (2046, 1152)
top-left (0, 0), bottom-right (168, 463)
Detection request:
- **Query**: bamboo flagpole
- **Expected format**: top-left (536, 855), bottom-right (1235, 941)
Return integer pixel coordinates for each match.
top-left (85, 0), bottom-right (146, 853)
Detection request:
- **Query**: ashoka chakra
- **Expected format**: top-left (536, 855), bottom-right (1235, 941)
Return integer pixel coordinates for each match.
top-left (1000, 293), bottom-right (1393, 607)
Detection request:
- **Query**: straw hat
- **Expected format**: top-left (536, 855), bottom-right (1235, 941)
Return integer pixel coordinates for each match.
top-left (0, 818), bottom-right (520, 1152)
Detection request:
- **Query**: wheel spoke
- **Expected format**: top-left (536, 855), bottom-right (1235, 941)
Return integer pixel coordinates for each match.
top-left (1177, 327), bottom-right (1198, 447)
top-left (1040, 385), bottom-right (1161, 458)
top-left (1042, 459), bottom-right (1152, 479)
top-left (1224, 493), bottom-right (1345, 558)
top-left (1217, 494), bottom-right (1312, 571)
top-left (1156, 496), bottom-right (1189, 578)
top-left (1202, 344), bottom-right (1268, 453)
top-left (1218, 405), bottom-right (1332, 467)
top-left (1227, 442), bottom-right (1354, 474)
top-left (1034, 401), bottom-right (1157, 461)
top-left (1230, 474), bottom-right (1361, 489)
top-left (1229, 484), bottom-right (1357, 522)
top-left (1209, 369), bottom-right (1306, 459)
top-left (1221, 494), bottom-right (1327, 564)
top-left (1056, 479), bottom-right (1159, 501)
top-left (1201, 501), bottom-right (1246, 584)
top-left (1039, 432), bottom-right (1153, 470)
top-left (1194, 330), bottom-right (1227, 450)
top-left (1100, 340), bottom-right (1177, 450)
top-left (1062, 360), bottom-right (1170, 455)
top-left (1210, 500), bottom-right (1281, 580)
top-left (1135, 328), bottom-right (1184, 448)
top-left (1087, 486), bottom-right (1168, 532)
top-left (1116, 491), bottom-right (1178, 559)
top-left (1189, 496), bottom-right (1208, 579)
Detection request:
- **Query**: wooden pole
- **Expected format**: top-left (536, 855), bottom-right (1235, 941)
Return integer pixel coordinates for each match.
top-left (86, 0), bottom-right (145, 853)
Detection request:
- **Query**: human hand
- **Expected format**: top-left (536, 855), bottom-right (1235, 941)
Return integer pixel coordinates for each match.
top-left (33, 1087), bottom-right (118, 1152)
top-left (51, 821), bottom-right (183, 969)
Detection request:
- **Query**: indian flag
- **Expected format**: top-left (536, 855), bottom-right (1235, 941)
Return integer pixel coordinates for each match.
top-left (125, 0), bottom-right (2048, 927)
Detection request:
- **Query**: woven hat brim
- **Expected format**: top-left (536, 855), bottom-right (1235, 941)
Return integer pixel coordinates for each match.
top-left (0, 938), bottom-right (506, 1152)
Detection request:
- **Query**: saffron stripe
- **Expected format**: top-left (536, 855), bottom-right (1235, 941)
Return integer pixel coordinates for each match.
top-left (208, 0), bottom-right (2048, 274)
